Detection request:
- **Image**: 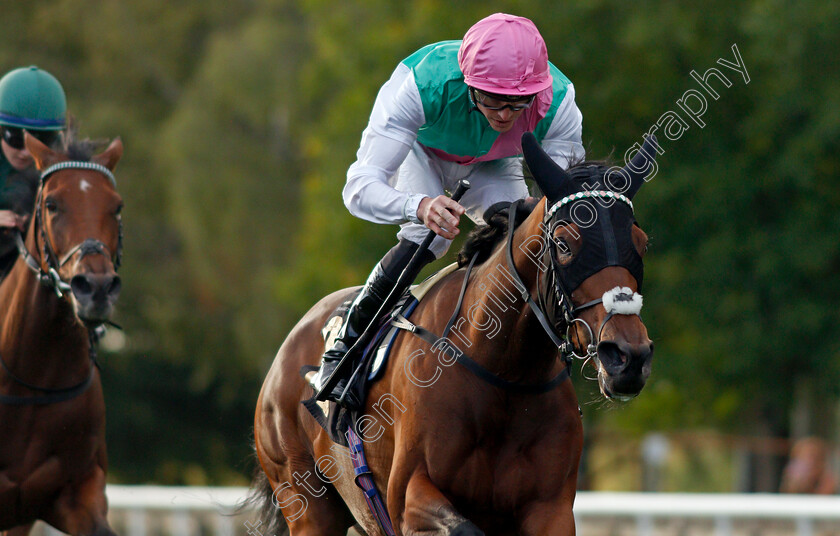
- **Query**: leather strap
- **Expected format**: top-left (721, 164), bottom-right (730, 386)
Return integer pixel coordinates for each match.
top-left (391, 242), bottom-right (570, 395)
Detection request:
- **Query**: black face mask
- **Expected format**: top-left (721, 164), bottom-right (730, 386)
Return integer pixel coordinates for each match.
top-left (521, 132), bottom-right (658, 296)
top-left (549, 189), bottom-right (644, 292)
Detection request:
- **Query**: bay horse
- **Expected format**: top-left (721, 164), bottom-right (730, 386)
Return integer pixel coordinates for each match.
top-left (0, 133), bottom-right (123, 536)
top-left (253, 132), bottom-right (657, 535)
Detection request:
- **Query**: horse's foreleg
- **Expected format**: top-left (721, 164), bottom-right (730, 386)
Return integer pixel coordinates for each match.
top-left (394, 472), bottom-right (484, 536)
top-left (43, 463), bottom-right (115, 536)
top-left (265, 469), bottom-right (356, 535)
top-left (518, 499), bottom-right (576, 536)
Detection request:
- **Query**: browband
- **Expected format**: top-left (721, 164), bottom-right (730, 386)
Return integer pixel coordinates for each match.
top-left (40, 161), bottom-right (116, 187)
top-left (545, 190), bottom-right (633, 220)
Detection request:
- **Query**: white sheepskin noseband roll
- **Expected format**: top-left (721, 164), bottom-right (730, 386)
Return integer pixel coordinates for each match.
top-left (602, 287), bottom-right (643, 315)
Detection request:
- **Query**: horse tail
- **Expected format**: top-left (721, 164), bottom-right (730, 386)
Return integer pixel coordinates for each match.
top-left (252, 469), bottom-right (290, 535)
top-left (235, 451), bottom-right (290, 536)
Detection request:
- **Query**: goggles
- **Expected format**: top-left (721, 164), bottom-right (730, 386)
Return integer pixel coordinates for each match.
top-left (1, 126), bottom-right (60, 150)
top-left (470, 88), bottom-right (536, 112)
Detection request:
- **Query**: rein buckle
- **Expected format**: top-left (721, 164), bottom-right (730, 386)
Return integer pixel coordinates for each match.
top-left (48, 268), bottom-right (70, 297)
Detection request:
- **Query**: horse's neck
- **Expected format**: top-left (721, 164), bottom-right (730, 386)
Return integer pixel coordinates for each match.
top-left (0, 240), bottom-right (88, 383)
top-left (459, 201), bottom-right (559, 382)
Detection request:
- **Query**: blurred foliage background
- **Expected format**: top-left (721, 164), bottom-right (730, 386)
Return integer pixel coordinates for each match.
top-left (3, 0), bottom-right (838, 491)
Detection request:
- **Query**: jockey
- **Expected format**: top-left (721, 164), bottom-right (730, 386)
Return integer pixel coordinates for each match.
top-left (313, 13), bottom-right (585, 403)
top-left (0, 66), bottom-right (66, 279)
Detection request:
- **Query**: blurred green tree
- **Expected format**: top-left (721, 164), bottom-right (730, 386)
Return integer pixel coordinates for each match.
top-left (1, 0), bottom-right (837, 490)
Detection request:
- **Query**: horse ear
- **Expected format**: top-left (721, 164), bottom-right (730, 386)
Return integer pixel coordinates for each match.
top-left (521, 132), bottom-right (575, 204)
top-left (619, 135), bottom-right (659, 199)
top-left (92, 137), bottom-right (123, 171)
top-left (24, 132), bottom-right (62, 171)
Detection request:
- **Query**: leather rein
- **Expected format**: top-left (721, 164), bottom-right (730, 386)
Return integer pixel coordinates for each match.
top-left (392, 200), bottom-right (575, 394)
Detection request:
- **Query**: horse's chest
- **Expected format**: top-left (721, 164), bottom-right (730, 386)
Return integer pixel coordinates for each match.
top-left (0, 485), bottom-right (24, 528)
top-left (0, 403), bottom-right (103, 476)
top-left (428, 410), bottom-right (581, 508)
top-left (440, 447), bottom-right (553, 504)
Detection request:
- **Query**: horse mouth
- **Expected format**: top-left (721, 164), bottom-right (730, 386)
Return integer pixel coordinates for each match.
top-left (594, 341), bottom-right (653, 401)
top-left (598, 372), bottom-right (640, 402)
top-left (75, 302), bottom-right (117, 326)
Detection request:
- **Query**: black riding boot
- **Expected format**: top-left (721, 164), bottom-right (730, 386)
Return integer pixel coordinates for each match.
top-left (0, 246), bottom-right (17, 283)
top-left (314, 240), bottom-right (436, 405)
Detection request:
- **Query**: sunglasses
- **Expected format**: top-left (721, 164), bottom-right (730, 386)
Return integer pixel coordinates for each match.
top-left (1, 127), bottom-right (60, 150)
top-left (471, 88), bottom-right (536, 112)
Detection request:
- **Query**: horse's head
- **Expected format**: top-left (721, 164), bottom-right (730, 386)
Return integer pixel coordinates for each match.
top-left (523, 133), bottom-right (656, 401)
top-left (24, 132), bottom-right (124, 326)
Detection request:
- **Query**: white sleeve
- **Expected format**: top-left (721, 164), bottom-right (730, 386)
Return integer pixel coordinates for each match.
top-left (343, 64), bottom-right (428, 225)
top-left (540, 83), bottom-right (585, 169)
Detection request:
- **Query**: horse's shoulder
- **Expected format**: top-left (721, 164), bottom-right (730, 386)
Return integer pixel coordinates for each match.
top-left (409, 265), bottom-right (469, 316)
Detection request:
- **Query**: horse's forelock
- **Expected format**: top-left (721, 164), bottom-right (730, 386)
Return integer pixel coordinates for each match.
top-left (60, 128), bottom-right (109, 162)
top-left (565, 159), bottom-right (615, 189)
top-left (64, 140), bottom-right (103, 162)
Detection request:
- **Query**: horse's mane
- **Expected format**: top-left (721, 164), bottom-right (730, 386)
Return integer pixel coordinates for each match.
top-left (456, 199), bottom-right (538, 266)
top-left (456, 158), bottom-right (614, 267)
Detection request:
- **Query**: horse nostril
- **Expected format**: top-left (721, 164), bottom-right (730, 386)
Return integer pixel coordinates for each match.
top-left (637, 342), bottom-right (655, 375)
top-left (70, 274), bottom-right (121, 302)
top-left (597, 341), bottom-right (630, 374)
top-left (639, 342), bottom-right (654, 363)
top-left (108, 275), bottom-right (122, 298)
top-left (70, 275), bottom-right (93, 297)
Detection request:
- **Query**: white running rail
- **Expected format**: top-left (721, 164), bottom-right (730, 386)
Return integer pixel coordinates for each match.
top-left (29, 487), bottom-right (840, 536)
top-left (574, 492), bottom-right (840, 536)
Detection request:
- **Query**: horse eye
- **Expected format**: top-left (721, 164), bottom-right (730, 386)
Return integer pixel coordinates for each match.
top-left (553, 237), bottom-right (573, 261)
top-left (45, 199), bottom-right (58, 213)
top-left (555, 237), bottom-right (570, 254)
top-left (115, 203), bottom-right (123, 217)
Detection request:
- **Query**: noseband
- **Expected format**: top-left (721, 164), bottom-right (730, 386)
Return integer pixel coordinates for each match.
top-left (559, 287), bottom-right (643, 366)
top-left (15, 161), bottom-right (122, 298)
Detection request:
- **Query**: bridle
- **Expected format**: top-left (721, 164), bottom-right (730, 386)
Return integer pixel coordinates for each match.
top-left (1, 160), bottom-right (121, 406)
top-left (391, 195), bottom-right (643, 395)
top-left (15, 161), bottom-right (122, 298)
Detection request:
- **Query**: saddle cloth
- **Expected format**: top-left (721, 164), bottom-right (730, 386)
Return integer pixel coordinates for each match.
top-left (301, 263), bottom-right (459, 446)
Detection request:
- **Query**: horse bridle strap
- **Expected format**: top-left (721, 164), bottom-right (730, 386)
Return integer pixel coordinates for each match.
top-left (504, 200), bottom-right (572, 358)
top-left (0, 351), bottom-right (95, 406)
top-left (545, 189), bottom-right (634, 219)
top-left (568, 287), bottom-right (643, 348)
top-left (41, 161), bottom-right (116, 187)
top-left (391, 314), bottom-right (570, 395)
top-left (391, 248), bottom-right (570, 395)
top-left (14, 231), bottom-right (71, 295)
top-left (58, 238), bottom-right (114, 266)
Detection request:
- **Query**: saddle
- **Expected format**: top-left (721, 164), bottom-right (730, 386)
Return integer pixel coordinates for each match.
top-left (301, 263), bottom-right (459, 446)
